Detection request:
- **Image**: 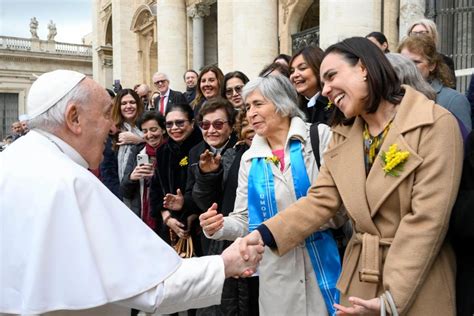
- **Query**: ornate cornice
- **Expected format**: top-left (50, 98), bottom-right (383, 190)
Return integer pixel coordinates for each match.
top-left (187, 3), bottom-right (211, 18)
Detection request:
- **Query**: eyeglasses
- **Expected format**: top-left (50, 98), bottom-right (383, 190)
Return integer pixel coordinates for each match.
top-left (154, 79), bottom-right (168, 85)
top-left (410, 31), bottom-right (429, 36)
top-left (198, 120), bottom-right (228, 130)
top-left (225, 85), bottom-right (244, 97)
top-left (165, 119), bottom-right (188, 129)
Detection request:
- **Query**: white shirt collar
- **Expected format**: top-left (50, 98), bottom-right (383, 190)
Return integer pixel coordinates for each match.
top-left (35, 129), bottom-right (89, 169)
top-left (307, 92), bottom-right (320, 108)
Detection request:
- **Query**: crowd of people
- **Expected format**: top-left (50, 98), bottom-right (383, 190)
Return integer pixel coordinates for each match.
top-left (2, 17), bottom-right (474, 316)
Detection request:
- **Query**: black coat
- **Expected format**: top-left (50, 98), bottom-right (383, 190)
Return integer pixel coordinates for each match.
top-left (153, 89), bottom-right (187, 113)
top-left (449, 131), bottom-right (474, 316)
top-left (189, 137), bottom-right (259, 316)
top-left (99, 135), bottom-right (122, 199)
top-left (183, 87), bottom-right (197, 104)
top-left (299, 94), bottom-right (334, 124)
top-left (149, 127), bottom-right (203, 246)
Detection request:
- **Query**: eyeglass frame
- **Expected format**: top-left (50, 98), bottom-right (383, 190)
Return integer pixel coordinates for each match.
top-left (225, 85), bottom-right (244, 97)
top-left (410, 30), bottom-right (430, 36)
top-left (198, 119), bottom-right (229, 130)
top-left (165, 119), bottom-right (189, 129)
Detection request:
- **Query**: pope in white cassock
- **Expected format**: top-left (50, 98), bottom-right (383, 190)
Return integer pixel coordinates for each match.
top-left (0, 70), bottom-right (264, 316)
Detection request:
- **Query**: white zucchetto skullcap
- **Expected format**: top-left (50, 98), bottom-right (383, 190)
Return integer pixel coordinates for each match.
top-left (27, 70), bottom-right (86, 119)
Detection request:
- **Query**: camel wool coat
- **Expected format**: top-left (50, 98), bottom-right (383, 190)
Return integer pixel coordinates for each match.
top-left (264, 86), bottom-right (463, 315)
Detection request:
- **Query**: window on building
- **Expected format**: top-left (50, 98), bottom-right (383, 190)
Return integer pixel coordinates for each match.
top-left (0, 93), bottom-right (19, 140)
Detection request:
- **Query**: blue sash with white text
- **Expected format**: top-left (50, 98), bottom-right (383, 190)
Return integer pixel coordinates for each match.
top-left (248, 139), bottom-right (340, 316)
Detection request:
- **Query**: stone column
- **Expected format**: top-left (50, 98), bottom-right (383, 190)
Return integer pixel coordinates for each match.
top-left (320, 0), bottom-right (381, 49)
top-left (157, 0), bottom-right (187, 91)
top-left (232, 0), bottom-right (278, 79)
top-left (112, 0), bottom-right (139, 88)
top-left (399, 0), bottom-right (426, 40)
top-left (187, 3), bottom-right (210, 71)
top-left (384, 0), bottom-right (400, 51)
top-left (217, 1), bottom-right (234, 73)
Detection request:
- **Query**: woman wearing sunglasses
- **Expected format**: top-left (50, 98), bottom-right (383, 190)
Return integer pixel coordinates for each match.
top-left (222, 71), bottom-right (249, 111)
top-left (186, 98), bottom-right (258, 315)
top-left (149, 103), bottom-right (203, 256)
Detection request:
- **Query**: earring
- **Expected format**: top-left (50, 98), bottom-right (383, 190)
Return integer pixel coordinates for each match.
top-left (363, 76), bottom-right (367, 81)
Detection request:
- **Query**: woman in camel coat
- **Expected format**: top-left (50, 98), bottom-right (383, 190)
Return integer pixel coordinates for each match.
top-left (245, 37), bottom-right (463, 315)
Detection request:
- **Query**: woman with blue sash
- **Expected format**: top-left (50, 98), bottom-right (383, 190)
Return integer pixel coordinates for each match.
top-left (200, 75), bottom-right (344, 315)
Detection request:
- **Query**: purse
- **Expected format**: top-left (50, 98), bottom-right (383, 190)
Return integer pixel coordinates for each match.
top-left (173, 236), bottom-right (195, 258)
top-left (379, 291), bottom-right (398, 316)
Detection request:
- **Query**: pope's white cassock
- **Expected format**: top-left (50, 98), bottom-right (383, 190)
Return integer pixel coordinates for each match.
top-left (0, 130), bottom-right (225, 316)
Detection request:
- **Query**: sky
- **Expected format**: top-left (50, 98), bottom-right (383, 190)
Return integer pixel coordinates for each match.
top-left (0, 0), bottom-right (92, 44)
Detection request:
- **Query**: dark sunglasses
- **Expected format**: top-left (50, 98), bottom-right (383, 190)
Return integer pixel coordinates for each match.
top-left (165, 119), bottom-right (188, 129)
top-left (198, 120), bottom-right (228, 130)
top-left (154, 79), bottom-right (168, 85)
top-left (225, 85), bottom-right (244, 97)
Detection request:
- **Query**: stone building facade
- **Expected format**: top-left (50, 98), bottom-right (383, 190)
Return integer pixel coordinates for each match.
top-left (0, 36), bottom-right (92, 140)
top-left (93, 0), bottom-right (444, 92)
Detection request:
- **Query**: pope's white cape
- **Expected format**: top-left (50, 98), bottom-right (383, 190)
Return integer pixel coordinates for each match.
top-left (0, 131), bottom-right (182, 314)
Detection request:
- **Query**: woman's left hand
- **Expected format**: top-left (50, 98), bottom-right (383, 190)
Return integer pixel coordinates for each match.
top-left (334, 297), bottom-right (380, 315)
top-left (117, 131), bottom-right (144, 145)
top-left (163, 189), bottom-right (184, 211)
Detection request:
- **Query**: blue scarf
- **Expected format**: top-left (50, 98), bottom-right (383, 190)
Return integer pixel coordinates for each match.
top-left (248, 139), bottom-right (341, 316)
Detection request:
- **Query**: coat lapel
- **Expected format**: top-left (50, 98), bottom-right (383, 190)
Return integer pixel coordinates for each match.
top-left (365, 122), bottom-right (423, 216)
top-left (364, 85), bottom-right (434, 216)
top-left (325, 118), bottom-right (379, 235)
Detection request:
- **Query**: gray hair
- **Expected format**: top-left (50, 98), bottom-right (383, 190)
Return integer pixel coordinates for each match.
top-left (386, 53), bottom-right (437, 100)
top-left (28, 81), bottom-right (91, 132)
top-left (241, 74), bottom-right (306, 120)
top-left (152, 72), bottom-right (170, 81)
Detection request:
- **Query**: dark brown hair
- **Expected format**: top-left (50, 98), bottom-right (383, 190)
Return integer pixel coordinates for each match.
top-left (197, 97), bottom-right (237, 127)
top-left (290, 46), bottom-right (325, 92)
top-left (191, 65), bottom-right (225, 109)
top-left (112, 89), bottom-right (144, 128)
top-left (324, 37), bottom-right (404, 125)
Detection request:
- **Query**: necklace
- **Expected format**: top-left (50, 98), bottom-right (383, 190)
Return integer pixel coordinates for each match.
top-left (363, 118), bottom-right (393, 168)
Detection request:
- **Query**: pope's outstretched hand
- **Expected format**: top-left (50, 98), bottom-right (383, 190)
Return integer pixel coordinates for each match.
top-left (221, 236), bottom-right (264, 278)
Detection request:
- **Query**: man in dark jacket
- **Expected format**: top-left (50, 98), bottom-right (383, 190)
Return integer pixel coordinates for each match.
top-left (183, 69), bottom-right (198, 104)
top-left (152, 72), bottom-right (187, 114)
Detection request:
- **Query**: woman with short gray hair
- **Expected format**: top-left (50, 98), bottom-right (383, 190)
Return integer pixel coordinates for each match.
top-left (200, 74), bottom-right (342, 315)
top-left (386, 53), bottom-right (436, 100)
top-left (242, 73), bottom-right (306, 120)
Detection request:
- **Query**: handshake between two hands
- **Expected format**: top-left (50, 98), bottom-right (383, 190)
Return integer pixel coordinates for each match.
top-left (220, 230), bottom-right (265, 279)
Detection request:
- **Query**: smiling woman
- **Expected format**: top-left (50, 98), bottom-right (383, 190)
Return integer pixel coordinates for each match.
top-left (149, 103), bottom-right (204, 256)
top-left (191, 65), bottom-right (225, 117)
top-left (289, 46), bottom-right (333, 124)
top-left (199, 75), bottom-right (342, 315)
top-left (111, 89), bottom-right (145, 184)
top-left (247, 37), bottom-right (464, 316)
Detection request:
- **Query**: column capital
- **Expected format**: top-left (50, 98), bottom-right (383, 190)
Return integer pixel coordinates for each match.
top-left (187, 3), bottom-right (211, 19)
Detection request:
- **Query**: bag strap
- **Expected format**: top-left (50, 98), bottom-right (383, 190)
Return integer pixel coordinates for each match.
top-left (310, 122), bottom-right (321, 170)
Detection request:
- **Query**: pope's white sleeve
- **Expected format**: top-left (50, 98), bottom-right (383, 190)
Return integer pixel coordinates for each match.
top-left (114, 255), bottom-right (225, 314)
